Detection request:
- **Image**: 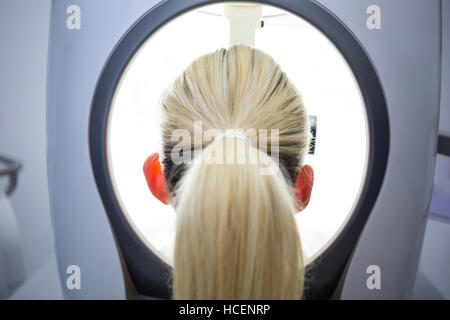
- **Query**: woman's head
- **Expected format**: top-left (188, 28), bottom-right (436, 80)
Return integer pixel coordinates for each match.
top-left (143, 44), bottom-right (313, 299)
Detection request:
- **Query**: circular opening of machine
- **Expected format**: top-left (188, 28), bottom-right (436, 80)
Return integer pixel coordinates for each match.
top-left (106, 3), bottom-right (369, 268)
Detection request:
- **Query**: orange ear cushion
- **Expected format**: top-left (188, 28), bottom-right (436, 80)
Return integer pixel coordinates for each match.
top-left (294, 165), bottom-right (314, 211)
top-left (143, 153), bottom-right (169, 205)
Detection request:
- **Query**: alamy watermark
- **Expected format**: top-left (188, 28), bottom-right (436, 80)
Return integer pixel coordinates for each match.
top-left (66, 5), bottom-right (81, 30)
top-left (367, 5), bottom-right (381, 30)
top-left (366, 265), bottom-right (381, 290)
top-left (169, 121), bottom-right (280, 176)
top-left (66, 264), bottom-right (81, 290)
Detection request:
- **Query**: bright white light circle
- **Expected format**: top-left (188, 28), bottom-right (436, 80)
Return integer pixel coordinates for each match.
top-left (107, 3), bottom-right (369, 266)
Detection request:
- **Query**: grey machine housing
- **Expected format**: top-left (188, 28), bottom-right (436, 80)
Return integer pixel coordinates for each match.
top-left (47, 0), bottom-right (442, 299)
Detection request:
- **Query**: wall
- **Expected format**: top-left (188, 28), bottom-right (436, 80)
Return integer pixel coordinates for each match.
top-left (0, 0), bottom-right (54, 281)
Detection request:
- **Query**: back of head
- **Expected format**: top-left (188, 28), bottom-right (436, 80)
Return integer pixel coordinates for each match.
top-left (160, 44), bottom-right (311, 299)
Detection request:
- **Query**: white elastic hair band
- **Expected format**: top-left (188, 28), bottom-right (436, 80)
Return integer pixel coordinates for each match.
top-left (213, 130), bottom-right (252, 145)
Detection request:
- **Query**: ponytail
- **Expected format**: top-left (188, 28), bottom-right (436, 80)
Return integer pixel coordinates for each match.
top-left (160, 44), bottom-right (310, 299)
top-left (172, 138), bottom-right (304, 299)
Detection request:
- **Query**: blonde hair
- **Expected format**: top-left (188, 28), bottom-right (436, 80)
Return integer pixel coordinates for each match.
top-left (159, 44), bottom-right (311, 299)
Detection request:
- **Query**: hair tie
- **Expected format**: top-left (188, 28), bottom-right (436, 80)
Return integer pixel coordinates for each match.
top-left (214, 130), bottom-right (252, 145)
